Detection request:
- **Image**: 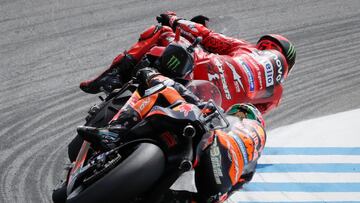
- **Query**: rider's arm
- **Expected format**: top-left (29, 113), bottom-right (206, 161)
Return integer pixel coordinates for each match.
top-left (173, 19), bottom-right (253, 55)
top-left (172, 81), bottom-right (201, 105)
top-left (253, 84), bottom-right (283, 115)
top-left (110, 25), bottom-right (173, 82)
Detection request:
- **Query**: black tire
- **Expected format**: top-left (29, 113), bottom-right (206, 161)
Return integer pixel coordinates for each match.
top-left (67, 134), bottom-right (83, 162)
top-left (52, 182), bottom-right (67, 203)
top-left (66, 143), bottom-right (165, 203)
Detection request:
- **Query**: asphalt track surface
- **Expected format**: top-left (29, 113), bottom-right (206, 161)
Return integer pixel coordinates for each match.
top-left (1, 0), bottom-right (360, 202)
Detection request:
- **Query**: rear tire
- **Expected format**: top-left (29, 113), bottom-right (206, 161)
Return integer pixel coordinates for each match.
top-left (66, 143), bottom-right (165, 203)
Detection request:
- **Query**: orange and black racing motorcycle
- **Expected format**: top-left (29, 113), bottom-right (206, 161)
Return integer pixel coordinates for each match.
top-left (52, 77), bottom-right (229, 203)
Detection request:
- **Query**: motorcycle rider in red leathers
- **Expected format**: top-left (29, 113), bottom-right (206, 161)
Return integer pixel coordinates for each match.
top-left (79, 12), bottom-right (296, 115)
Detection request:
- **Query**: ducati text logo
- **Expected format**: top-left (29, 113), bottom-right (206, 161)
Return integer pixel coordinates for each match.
top-left (167, 56), bottom-right (181, 70)
top-left (214, 58), bottom-right (232, 100)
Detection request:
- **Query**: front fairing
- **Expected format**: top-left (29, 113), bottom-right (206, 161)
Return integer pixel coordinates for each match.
top-left (130, 102), bottom-right (202, 139)
top-left (145, 103), bottom-right (204, 138)
top-left (148, 103), bottom-right (201, 122)
top-left (186, 80), bottom-right (222, 107)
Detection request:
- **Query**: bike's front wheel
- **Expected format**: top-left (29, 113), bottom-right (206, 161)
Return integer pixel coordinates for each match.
top-left (66, 143), bottom-right (165, 203)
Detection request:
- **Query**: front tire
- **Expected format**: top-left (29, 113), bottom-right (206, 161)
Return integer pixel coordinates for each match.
top-left (68, 134), bottom-right (83, 162)
top-left (52, 182), bottom-right (67, 203)
top-left (66, 143), bottom-right (165, 203)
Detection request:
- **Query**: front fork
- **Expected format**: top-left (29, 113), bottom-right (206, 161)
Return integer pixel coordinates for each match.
top-left (66, 141), bottom-right (91, 196)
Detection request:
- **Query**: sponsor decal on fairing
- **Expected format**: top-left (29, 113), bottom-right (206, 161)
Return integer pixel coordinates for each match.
top-left (178, 104), bottom-right (193, 117)
top-left (138, 97), bottom-right (151, 112)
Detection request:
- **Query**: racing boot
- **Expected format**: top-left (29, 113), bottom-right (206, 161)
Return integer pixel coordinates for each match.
top-left (76, 126), bottom-right (125, 151)
top-left (79, 53), bottom-right (137, 94)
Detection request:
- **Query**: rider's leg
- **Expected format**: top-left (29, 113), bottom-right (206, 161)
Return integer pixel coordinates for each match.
top-left (80, 53), bottom-right (136, 94)
top-left (194, 133), bottom-right (243, 203)
top-left (80, 25), bottom-right (171, 94)
top-left (77, 104), bottom-right (141, 151)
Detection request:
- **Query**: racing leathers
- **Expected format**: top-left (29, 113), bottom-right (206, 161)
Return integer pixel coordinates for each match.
top-left (174, 19), bottom-right (290, 114)
top-left (80, 15), bottom-right (291, 115)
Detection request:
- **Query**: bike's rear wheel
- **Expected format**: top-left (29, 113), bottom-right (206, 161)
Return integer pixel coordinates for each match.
top-left (66, 143), bottom-right (165, 203)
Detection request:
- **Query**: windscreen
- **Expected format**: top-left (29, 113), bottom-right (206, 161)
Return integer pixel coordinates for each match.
top-left (186, 80), bottom-right (222, 107)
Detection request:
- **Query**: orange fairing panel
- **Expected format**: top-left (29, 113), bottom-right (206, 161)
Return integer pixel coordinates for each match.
top-left (133, 94), bottom-right (158, 119)
top-left (111, 91), bottom-right (141, 122)
top-left (159, 86), bottom-right (185, 104)
top-left (133, 86), bottom-right (185, 118)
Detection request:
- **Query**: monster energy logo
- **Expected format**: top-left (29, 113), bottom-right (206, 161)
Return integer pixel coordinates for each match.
top-left (287, 44), bottom-right (296, 60)
top-left (167, 55), bottom-right (181, 70)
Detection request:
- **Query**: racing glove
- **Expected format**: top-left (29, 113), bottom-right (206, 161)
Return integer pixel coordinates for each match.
top-left (156, 11), bottom-right (180, 28)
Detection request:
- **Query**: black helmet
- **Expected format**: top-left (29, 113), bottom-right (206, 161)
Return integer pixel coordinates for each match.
top-left (257, 34), bottom-right (296, 73)
top-left (159, 43), bottom-right (194, 79)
